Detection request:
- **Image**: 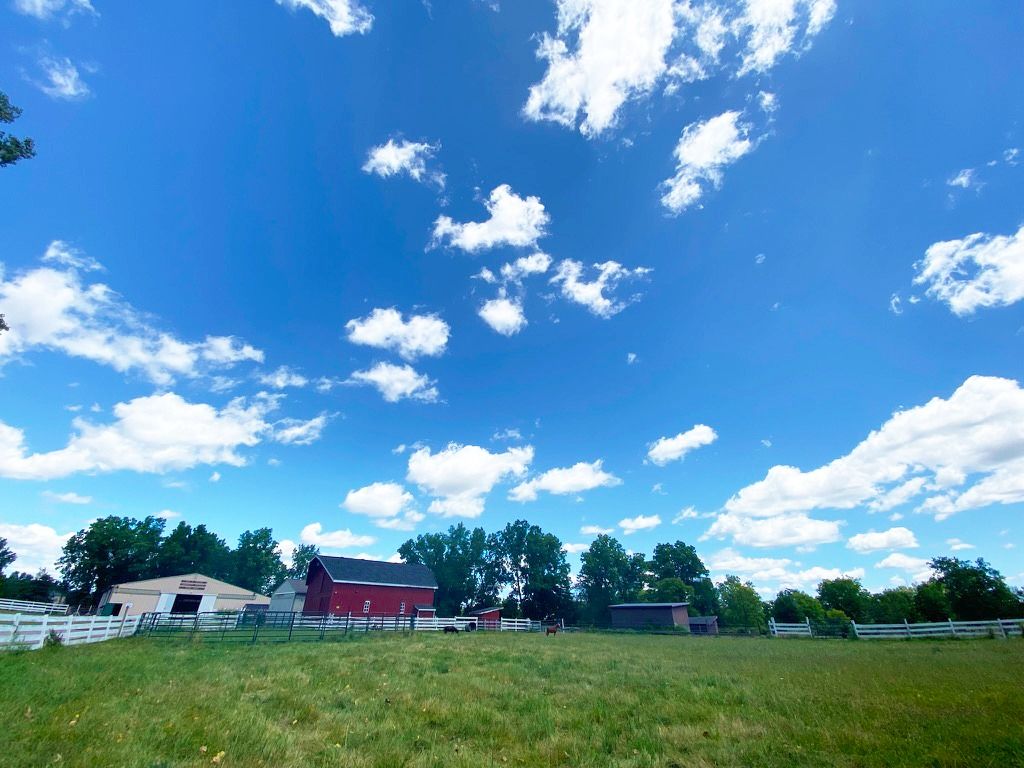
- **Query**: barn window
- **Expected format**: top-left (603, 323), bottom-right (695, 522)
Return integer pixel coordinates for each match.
top-left (362, 600), bottom-right (371, 614)
top-left (399, 602), bottom-right (405, 615)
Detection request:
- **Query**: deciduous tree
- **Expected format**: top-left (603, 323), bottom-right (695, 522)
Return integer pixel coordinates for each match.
top-left (231, 528), bottom-right (287, 595)
top-left (287, 544), bottom-right (319, 580)
top-left (58, 516), bottom-right (166, 604)
top-left (771, 589), bottom-right (825, 623)
top-left (577, 535), bottom-right (647, 623)
top-left (818, 577), bottom-right (872, 623)
top-left (0, 536), bottom-right (14, 574)
top-left (0, 92), bottom-right (36, 168)
top-left (927, 557), bottom-right (1024, 620)
top-left (156, 522), bottom-right (232, 580)
top-left (489, 520), bottom-right (572, 619)
top-left (398, 524), bottom-right (497, 615)
top-left (717, 575), bottom-right (766, 631)
top-left (871, 587), bottom-right (920, 624)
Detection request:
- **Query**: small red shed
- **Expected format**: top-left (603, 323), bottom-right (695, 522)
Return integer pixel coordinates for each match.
top-left (468, 606), bottom-right (502, 624)
top-left (303, 555), bottom-right (437, 616)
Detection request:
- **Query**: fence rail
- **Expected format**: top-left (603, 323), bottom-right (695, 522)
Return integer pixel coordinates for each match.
top-left (0, 613), bottom-right (141, 650)
top-left (769, 617), bottom-right (1024, 639)
top-left (136, 612), bottom-right (544, 643)
top-left (0, 598), bottom-right (69, 615)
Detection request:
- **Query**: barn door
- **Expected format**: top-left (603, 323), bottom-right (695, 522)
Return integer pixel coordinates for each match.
top-left (155, 593), bottom-right (174, 613)
top-left (198, 595), bottom-right (217, 613)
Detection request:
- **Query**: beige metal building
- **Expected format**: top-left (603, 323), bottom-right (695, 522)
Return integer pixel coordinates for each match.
top-left (97, 573), bottom-right (270, 616)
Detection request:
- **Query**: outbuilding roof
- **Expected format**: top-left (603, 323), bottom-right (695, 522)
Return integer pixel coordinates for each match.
top-left (609, 602), bottom-right (690, 608)
top-left (688, 615), bottom-right (719, 625)
top-left (312, 555), bottom-right (438, 589)
top-left (274, 578), bottom-right (308, 595)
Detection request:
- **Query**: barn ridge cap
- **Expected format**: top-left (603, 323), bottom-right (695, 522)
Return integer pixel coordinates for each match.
top-left (311, 555), bottom-right (438, 590)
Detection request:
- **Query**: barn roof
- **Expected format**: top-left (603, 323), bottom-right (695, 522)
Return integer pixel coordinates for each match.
top-left (313, 556), bottom-right (438, 589)
top-left (468, 606), bottom-right (502, 615)
top-left (609, 602), bottom-right (689, 608)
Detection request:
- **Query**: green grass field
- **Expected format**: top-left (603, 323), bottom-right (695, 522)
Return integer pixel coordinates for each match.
top-left (1, 632), bottom-right (1021, 768)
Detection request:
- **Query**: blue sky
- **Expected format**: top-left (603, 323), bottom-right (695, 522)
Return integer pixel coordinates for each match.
top-left (1, 0), bottom-right (1022, 596)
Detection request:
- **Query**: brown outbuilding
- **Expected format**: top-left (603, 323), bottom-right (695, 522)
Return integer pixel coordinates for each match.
top-left (609, 602), bottom-right (690, 629)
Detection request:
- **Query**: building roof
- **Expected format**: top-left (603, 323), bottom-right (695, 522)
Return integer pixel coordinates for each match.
top-left (688, 615), bottom-right (719, 625)
top-left (609, 602), bottom-right (690, 608)
top-left (101, 572), bottom-right (269, 599)
top-left (414, 604), bottom-right (435, 611)
top-left (273, 578), bottom-right (308, 596)
top-left (468, 606), bottom-right (502, 615)
top-left (312, 556), bottom-right (438, 589)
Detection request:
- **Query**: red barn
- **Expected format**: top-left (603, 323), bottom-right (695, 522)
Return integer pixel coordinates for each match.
top-left (303, 555), bottom-right (437, 616)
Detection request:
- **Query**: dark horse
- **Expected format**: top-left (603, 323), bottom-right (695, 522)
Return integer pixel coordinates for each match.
top-left (443, 625), bottom-right (460, 634)
top-left (545, 625), bottom-right (558, 636)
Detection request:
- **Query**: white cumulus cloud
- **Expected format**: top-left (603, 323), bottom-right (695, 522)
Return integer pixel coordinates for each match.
top-left (34, 56), bottom-right (90, 100)
top-left (619, 513), bottom-right (661, 535)
top-left (524, 0), bottom-right (834, 136)
top-left (347, 362), bottom-right (439, 403)
top-left (273, 414), bottom-right (329, 446)
top-left (258, 366), bottom-right (309, 389)
top-left (0, 246), bottom-right (264, 386)
top-left (723, 376), bottom-right (1024, 523)
top-left (41, 490), bottom-right (91, 504)
top-left (647, 424), bottom-right (717, 466)
top-left (407, 443), bottom-right (533, 518)
top-left (299, 522), bottom-right (377, 549)
top-left (846, 527), bottom-right (919, 553)
top-left (661, 110), bottom-right (756, 214)
top-left (550, 259), bottom-right (651, 318)
top-left (346, 308), bottom-right (449, 360)
top-left (362, 139), bottom-right (444, 188)
top-left (509, 459), bottom-right (621, 502)
top-left (524, 0), bottom-right (679, 136)
top-left (703, 513), bottom-right (843, 549)
top-left (14, 0), bottom-right (95, 22)
top-left (0, 392), bottom-right (277, 480)
top-left (432, 185), bottom-right (549, 253)
top-left (342, 481), bottom-right (414, 520)
top-left (275, 0), bottom-right (372, 36)
top-left (479, 296), bottom-right (528, 336)
top-left (913, 225), bottom-right (1024, 315)
top-left (0, 522), bottom-right (73, 573)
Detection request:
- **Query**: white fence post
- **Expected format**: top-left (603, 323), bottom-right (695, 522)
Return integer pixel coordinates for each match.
top-left (948, 618), bottom-right (956, 638)
top-left (805, 617), bottom-right (812, 637)
top-left (850, 620), bottom-right (858, 639)
top-left (904, 618), bottom-right (911, 637)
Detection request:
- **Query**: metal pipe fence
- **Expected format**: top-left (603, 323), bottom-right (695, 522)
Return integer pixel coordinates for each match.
top-left (135, 611), bottom-right (544, 643)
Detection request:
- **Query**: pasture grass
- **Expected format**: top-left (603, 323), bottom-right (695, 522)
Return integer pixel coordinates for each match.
top-left (1, 632), bottom-right (1022, 767)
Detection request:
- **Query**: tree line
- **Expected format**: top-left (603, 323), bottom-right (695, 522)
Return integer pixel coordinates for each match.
top-left (0, 516), bottom-right (318, 608)
top-left (398, 523), bottom-right (1024, 626)
top-left (2, 515), bottom-right (1022, 625)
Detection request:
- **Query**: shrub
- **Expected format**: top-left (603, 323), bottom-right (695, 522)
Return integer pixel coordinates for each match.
top-left (43, 630), bottom-right (64, 648)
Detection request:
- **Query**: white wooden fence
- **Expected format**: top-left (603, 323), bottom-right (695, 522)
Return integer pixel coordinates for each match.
top-left (769, 617), bottom-right (1024, 639)
top-left (769, 618), bottom-right (813, 637)
top-left (414, 616), bottom-right (539, 632)
top-left (852, 618), bottom-right (1024, 639)
top-left (0, 613), bottom-right (142, 650)
top-left (0, 598), bottom-right (69, 615)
